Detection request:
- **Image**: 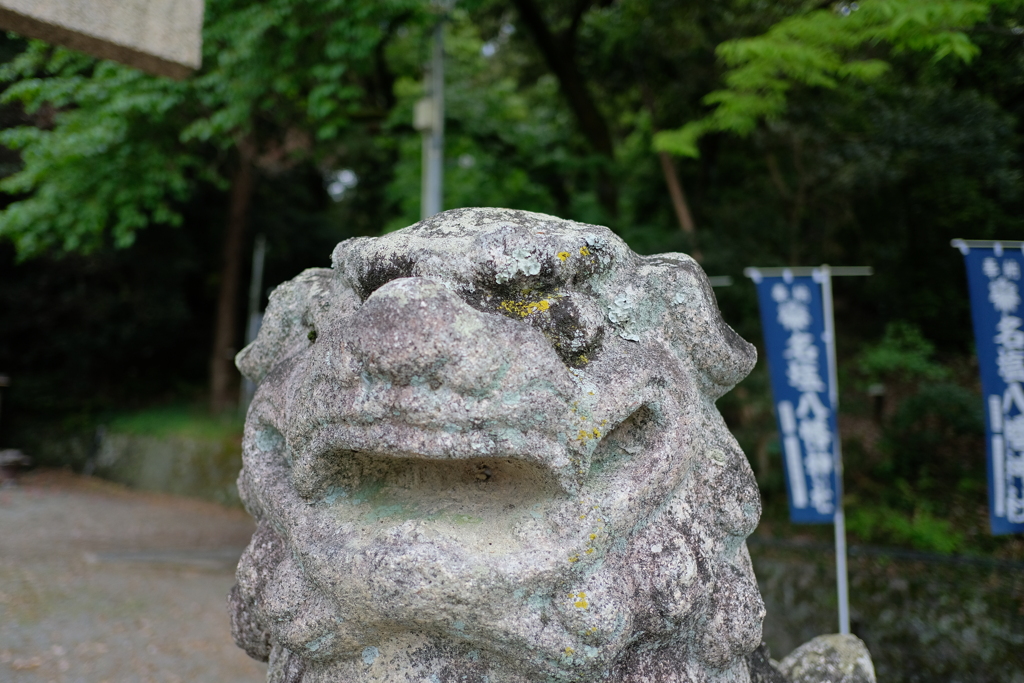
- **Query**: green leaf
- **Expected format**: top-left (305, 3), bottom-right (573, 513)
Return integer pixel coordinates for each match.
top-left (653, 122), bottom-right (706, 158)
top-left (658, 0), bottom-right (998, 157)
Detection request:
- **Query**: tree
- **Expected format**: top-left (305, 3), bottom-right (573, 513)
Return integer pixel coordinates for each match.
top-left (468, 0), bottom-right (812, 248)
top-left (0, 0), bottom-right (426, 412)
top-left (652, 0), bottom-right (1019, 158)
top-left (507, 0), bottom-right (618, 217)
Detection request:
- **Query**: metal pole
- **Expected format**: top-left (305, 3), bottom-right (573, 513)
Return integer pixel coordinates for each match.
top-left (819, 264), bottom-right (851, 634)
top-left (421, 21), bottom-right (444, 219)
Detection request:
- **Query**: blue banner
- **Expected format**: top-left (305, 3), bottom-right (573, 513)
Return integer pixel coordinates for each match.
top-left (753, 274), bottom-right (839, 524)
top-left (959, 243), bottom-right (1024, 535)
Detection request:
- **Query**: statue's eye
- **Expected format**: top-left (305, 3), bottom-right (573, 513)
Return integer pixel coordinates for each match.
top-left (492, 291), bottom-right (606, 368)
top-left (308, 329), bottom-right (318, 343)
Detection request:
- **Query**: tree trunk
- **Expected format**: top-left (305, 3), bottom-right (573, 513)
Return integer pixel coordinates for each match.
top-left (209, 155), bottom-right (255, 414)
top-left (657, 150), bottom-right (701, 261)
top-left (510, 0), bottom-right (613, 158)
top-left (642, 84), bottom-right (700, 260)
top-left (511, 0), bottom-right (618, 217)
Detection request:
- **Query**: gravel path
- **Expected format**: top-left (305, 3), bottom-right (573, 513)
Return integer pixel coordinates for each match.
top-left (0, 470), bottom-right (267, 683)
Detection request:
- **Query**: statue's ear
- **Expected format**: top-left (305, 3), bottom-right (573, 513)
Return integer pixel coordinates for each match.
top-left (649, 254), bottom-right (756, 398)
top-left (235, 268), bottom-right (345, 386)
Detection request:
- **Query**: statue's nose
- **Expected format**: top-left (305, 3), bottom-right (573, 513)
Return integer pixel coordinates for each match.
top-left (348, 277), bottom-right (512, 395)
top-left (285, 276), bottom-right (579, 500)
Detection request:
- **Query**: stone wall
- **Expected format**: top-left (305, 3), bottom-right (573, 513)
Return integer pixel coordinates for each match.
top-left (750, 540), bottom-right (1024, 683)
top-left (93, 431), bottom-right (242, 506)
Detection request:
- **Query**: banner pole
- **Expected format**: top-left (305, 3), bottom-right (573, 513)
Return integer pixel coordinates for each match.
top-left (819, 264), bottom-right (850, 634)
top-left (427, 20), bottom-right (445, 217)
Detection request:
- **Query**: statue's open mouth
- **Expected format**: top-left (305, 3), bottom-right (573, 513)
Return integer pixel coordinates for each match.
top-left (285, 419), bottom-right (576, 498)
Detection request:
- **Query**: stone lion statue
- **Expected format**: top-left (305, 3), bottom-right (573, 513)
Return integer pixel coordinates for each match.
top-left (229, 208), bottom-right (768, 683)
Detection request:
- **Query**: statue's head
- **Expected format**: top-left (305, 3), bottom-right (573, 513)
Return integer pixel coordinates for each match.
top-left (230, 208), bottom-right (764, 683)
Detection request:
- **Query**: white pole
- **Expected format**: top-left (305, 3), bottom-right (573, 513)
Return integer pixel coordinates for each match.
top-left (239, 234), bottom-right (267, 414)
top-left (421, 21), bottom-right (444, 219)
top-left (819, 264), bottom-right (851, 635)
top-left (247, 234), bottom-right (266, 333)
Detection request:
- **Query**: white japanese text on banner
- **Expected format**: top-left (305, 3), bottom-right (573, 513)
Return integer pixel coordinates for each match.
top-left (957, 243), bottom-right (1024, 535)
top-left (753, 274), bottom-right (839, 524)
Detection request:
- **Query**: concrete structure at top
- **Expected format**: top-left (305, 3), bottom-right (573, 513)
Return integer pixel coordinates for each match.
top-left (0, 0), bottom-right (203, 79)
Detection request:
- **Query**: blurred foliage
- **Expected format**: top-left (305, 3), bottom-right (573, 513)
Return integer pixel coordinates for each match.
top-left (107, 404), bottom-right (243, 440)
top-left (858, 321), bottom-right (949, 383)
top-left (847, 504), bottom-right (965, 553)
top-left (0, 0), bottom-right (1022, 558)
top-left (654, 0), bottom-right (1021, 157)
top-left (0, 0), bottom-right (429, 255)
top-left (840, 327), bottom-right (991, 554)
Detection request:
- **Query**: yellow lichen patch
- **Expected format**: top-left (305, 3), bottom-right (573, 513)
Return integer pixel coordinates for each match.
top-left (571, 591), bottom-right (589, 609)
top-left (579, 246), bottom-right (591, 256)
top-left (557, 251), bottom-right (571, 262)
top-left (568, 554), bottom-right (580, 563)
top-left (589, 533), bottom-right (597, 540)
top-left (585, 548), bottom-right (595, 555)
top-left (498, 299), bottom-right (551, 318)
top-left (591, 429), bottom-right (601, 439)
top-left (577, 430), bottom-right (591, 441)
top-left (565, 647), bottom-right (575, 655)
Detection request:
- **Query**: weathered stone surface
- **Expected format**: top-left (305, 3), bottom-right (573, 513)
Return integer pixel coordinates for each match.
top-left (745, 642), bottom-right (786, 683)
top-left (230, 208), bottom-right (766, 682)
top-left (778, 634), bottom-right (876, 683)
